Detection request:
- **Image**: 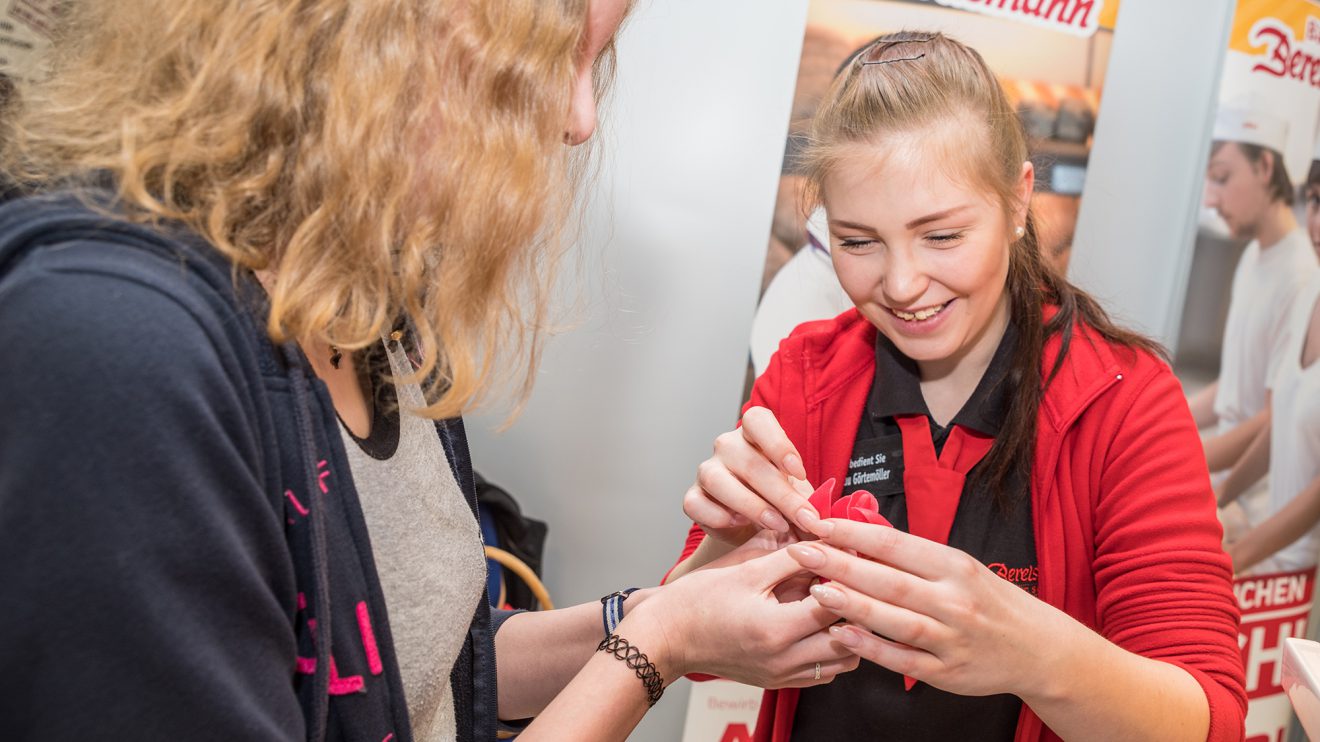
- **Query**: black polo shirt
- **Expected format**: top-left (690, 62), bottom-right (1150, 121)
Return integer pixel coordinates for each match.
top-left (791, 323), bottom-right (1037, 742)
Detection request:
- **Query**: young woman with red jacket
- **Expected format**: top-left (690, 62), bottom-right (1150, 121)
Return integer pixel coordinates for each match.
top-left (666, 32), bottom-right (1246, 742)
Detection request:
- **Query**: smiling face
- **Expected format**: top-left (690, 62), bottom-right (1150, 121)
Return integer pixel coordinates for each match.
top-left (823, 128), bottom-right (1030, 375)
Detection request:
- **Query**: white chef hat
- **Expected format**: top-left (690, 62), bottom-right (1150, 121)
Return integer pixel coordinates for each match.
top-left (1214, 97), bottom-right (1289, 154)
top-left (805, 206), bottom-right (830, 253)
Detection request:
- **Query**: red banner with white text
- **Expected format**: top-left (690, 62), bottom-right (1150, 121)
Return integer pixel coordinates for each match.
top-left (1236, 567), bottom-right (1317, 742)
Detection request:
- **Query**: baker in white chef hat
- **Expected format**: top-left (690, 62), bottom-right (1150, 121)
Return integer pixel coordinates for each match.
top-left (1194, 94), bottom-right (1319, 518)
top-left (1204, 97), bottom-right (1293, 240)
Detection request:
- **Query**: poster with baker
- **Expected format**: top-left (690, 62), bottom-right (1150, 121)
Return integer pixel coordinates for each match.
top-left (1183, 2), bottom-right (1320, 741)
top-left (1219, 0), bottom-right (1320, 183)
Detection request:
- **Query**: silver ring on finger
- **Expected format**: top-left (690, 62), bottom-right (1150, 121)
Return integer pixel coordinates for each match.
top-left (813, 662), bottom-right (821, 681)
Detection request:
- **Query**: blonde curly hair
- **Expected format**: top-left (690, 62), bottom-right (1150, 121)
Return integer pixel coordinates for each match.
top-left (3, 0), bottom-right (617, 419)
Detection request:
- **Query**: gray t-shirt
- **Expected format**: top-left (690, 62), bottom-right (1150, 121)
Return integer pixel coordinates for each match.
top-left (338, 339), bottom-right (487, 741)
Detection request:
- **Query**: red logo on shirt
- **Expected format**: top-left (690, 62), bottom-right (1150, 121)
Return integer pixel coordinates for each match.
top-left (987, 563), bottom-right (1039, 595)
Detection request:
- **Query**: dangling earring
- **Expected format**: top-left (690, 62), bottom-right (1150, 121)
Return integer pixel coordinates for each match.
top-left (1014, 225), bottom-right (1025, 240)
top-left (329, 346), bottom-right (343, 369)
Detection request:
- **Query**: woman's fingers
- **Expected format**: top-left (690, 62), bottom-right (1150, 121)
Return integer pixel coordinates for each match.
top-left (682, 482), bottom-right (751, 532)
top-left (777, 655), bottom-right (863, 688)
top-left (817, 518), bottom-right (960, 581)
top-left (804, 577), bottom-right (949, 652)
top-left (698, 529), bottom-right (800, 572)
top-left (739, 549), bottom-right (840, 630)
top-left (746, 624), bottom-right (861, 688)
top-left (828, 624), bottom-right (942, 682)
top-left (734, 408), bottom-right (828, 536)
top-left (786, 542), bottom-right (944, 617)
top-left (746, 547), bottom-right (818, 593)
top-left (689, 406), bottom-right (830, 542)
top-left (710, 429), bottom-right (814, 534)
top-left (709, 623), bottom-right (861, 689)
top-left (693, 460), bottom-right (790, 533)
top-left (773, 624), bottom-right (861, 667)
top-left (740, 406), bottom-right (807, 479)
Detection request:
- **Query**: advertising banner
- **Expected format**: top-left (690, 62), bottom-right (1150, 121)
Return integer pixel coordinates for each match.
top-left (927, 0), bottom-right (1117, 37)
top-left (681, 680), bottom-right (763, 742)
top-left (1236, 567), bottom-right (1318, 742)
top-left (1219, 0), bottom-right (1320, 183)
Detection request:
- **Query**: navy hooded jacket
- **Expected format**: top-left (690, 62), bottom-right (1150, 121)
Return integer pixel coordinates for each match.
top-left (0, 190), bottom-right (513, 741)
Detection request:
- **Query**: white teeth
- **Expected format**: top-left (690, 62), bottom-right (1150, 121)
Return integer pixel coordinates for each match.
top-left (893, 302), bottom-right (947, 321)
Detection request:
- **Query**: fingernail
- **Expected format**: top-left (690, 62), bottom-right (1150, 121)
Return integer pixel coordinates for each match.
top-left (808, 514), bottom-right (835, 539)
top-left (789, 543), bottom-right (825, 568)
top-left (787, 476), bottom-right (814, 496)
top-left (830, 624), bottom-right (860, 647)
top-left (760, 509), bottom-right (789, 533)
top-left (784, 453), bottom-right (805, 478)
top-left (811, 583), bottom-right (844, 608)
top-left (795, 505), bottom-right (821, 531)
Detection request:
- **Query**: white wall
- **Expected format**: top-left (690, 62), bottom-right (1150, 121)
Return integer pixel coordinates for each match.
top-left (1068, 0), bottom-right (1237, 348)
top-left (464, 1), bottom-right (810, 740)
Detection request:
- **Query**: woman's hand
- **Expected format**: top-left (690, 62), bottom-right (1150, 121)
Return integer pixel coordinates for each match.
top-left (626, 546), bottom-right (860, 689)
top-left (682, 406), bottom-right (831, 547)
top-left (787, 519), bottom-right (1074, 700)
top-left (695, 527), bottom-right (817, 603)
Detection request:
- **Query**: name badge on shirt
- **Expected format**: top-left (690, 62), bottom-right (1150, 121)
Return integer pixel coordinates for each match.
top-left (844, 433), bottom-right (905, 497)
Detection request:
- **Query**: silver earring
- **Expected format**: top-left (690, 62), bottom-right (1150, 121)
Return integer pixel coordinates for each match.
top-left (1014, 225), bottom-right (1025, 239)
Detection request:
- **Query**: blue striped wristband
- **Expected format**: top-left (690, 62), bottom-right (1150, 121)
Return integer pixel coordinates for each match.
top-left (600, 588), bottom-right (640, 639)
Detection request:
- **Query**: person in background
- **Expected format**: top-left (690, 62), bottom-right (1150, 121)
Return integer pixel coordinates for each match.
top-left (0, 2), bottom-right (858, 740)
top-left (760, 28), bottom-right (856, 295)
top-left (667, 31), bottom-right (1245, 742)
top-left (764, 166), bottom-right (812, 291)
top-left (1030, 147), bottom-right (1086, 275)
top-left (1214, 141), bottom-right (1320, 576)
top-left (750, 30), bottom-right (860, 376)
top-left (749, 205), bottom-right (854, 376)
top-left (1194, 102), bottom-right (1319, 496)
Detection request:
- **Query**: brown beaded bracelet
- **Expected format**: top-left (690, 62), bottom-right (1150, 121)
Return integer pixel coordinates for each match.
top-left (597, 633), bottom-right (665, 707)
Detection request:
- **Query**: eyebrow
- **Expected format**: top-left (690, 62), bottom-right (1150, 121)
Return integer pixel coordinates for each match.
top-left (828, 218), bottom-right (878, 233)
top-left (904, 204), bottom-right (973, 230)
top-left (829, 204), bottom-right (973, 234)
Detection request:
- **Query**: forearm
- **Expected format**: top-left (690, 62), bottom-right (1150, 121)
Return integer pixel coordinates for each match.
top-left (1021, 613), bottom-right (1208, 742)
top-left (495, 588), bottom-right (657, 719)
top-left (1187, 380), bottom-right (1219, 431)
top-left (662, 536), bottom-right (735, 583)
top-left (1202, 407), bottom-right (1268, 473)
top-left (516, 607), bottom-right (677, 742)
top-left (1229, 474), bottom-right (1320, 573)
top-left (1217, 426), bottom-right (1271, 507)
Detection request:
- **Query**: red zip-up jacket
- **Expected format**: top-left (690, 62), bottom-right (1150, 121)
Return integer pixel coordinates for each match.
top-left (669, 308), bottom-right (1246, 742)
